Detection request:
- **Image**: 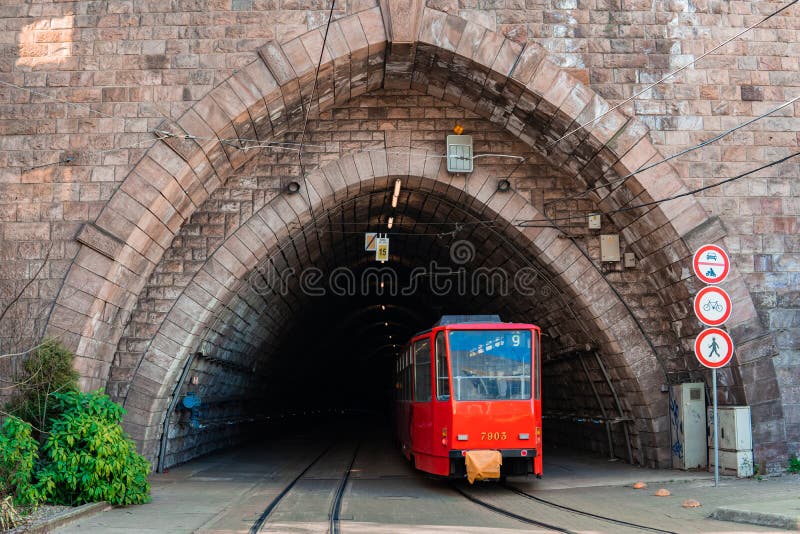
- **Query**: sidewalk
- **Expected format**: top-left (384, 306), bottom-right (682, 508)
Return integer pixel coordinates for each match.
top-left (52, 443), bottom-right (800, 533)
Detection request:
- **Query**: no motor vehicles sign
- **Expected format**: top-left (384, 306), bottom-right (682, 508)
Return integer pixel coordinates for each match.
top-left (692, 244), bottom-right (730, 284)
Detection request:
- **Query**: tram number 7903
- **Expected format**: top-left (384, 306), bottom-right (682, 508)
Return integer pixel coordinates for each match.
top-left (480, 431), bottom-right (508, 441)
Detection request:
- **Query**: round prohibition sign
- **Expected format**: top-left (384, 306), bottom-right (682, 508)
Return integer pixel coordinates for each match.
top-left (693, 244), bottom-right (730, 284)
top-left (694, 286), bottom-right (733, 326)
top-left (694, 328), bottom-right (734, 368)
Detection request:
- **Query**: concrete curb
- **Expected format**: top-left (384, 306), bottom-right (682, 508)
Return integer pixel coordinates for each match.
top-left (711, 502), bottom-right (800, 531)
top-left (13, 502), bottom-right (111, 533)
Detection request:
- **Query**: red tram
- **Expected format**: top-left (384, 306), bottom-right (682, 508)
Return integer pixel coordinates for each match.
top-left (394, 315), bottom-right (542, 481)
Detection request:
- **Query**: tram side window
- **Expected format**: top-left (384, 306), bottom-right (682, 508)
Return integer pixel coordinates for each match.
top-left (414, 338), bottom-right (432, 402)
top-left (435, 331), bottom-right (450, 400)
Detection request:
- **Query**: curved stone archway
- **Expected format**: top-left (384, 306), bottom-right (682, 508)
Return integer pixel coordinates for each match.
top-left (43, 1), bottom-right (785, 467)
top-left (117, 151), bottom-right (665, 463)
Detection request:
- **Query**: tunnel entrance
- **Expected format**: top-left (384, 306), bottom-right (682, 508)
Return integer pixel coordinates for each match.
top-left (109, 139), bottom-right (674, 470)
top-left (43, 3), bottom-right (784, 474)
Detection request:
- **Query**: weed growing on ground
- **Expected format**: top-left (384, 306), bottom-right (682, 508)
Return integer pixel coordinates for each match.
top-left (788, 454), bottom-right (800, 474)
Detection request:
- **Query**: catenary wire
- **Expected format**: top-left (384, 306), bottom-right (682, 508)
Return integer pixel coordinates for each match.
top-left (496, 0), bottom-right (800, 185)
top-left (544, 0), bottom-right (800, 150)
top-left (516, 150), bottom-right (800, 226)
top-left (552, 95), bottom-right (800, 202)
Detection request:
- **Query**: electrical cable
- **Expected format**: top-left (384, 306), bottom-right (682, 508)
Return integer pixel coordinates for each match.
top-left (553, 95), bottom-right (800, 203)
top-left (543, 0), bottom-right (800, 151)
top-left (296, 0), bottom-right (337, 227)
top-left (496, 0), bottom-right (800, 186)
top-left (515, 150), bottom-right (800, 226)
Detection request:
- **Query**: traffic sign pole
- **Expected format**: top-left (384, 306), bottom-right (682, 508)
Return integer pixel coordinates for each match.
top-left (713, 368), bottom-right (719, 487)
top-left (692, 244), bottom-right (733, 488)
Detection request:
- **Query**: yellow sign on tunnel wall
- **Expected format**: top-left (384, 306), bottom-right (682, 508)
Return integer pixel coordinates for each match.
top-left (376, 237), bottom-right (389, 262)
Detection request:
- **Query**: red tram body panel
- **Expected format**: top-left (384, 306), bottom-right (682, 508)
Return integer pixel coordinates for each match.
top-left (394, 315), bottom-right (543, 480)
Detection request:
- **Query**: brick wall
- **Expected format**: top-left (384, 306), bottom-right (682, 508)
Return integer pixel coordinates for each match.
top-left (0, 0), bottom-right (797, 466)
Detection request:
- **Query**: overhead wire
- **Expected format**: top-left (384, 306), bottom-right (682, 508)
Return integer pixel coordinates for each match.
top-left (495, 0), bottom-right (800, 185)
top-left (516, 150), bottom-right (800, 226)
top-left (544, 0), bottom-right (800, 150)
top-left (551, 95), bottom-right (800, 203)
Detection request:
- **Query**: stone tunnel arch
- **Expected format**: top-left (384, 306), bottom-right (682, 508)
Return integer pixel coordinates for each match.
top-left (118, 154), bottom-right (667, 464)
top-left (42, 1), bottom-right (784, 468)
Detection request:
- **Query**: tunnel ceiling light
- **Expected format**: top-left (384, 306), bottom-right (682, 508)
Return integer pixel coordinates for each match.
top-left (496, 179), bottom-right (511, 192)
top-left (381, 305), bottom-right (386, 310)
top-left (391, 179), bottom-right (401, 208)
top-left (287, 181), bottom-right (301, 194)
top-left (387, 216), bottom-right (394, 229)
top-left (384, 322), bottom-right (388, 326)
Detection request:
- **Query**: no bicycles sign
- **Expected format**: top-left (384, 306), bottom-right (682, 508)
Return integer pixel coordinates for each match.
top-left (693, 286), bottom-right (732, 326)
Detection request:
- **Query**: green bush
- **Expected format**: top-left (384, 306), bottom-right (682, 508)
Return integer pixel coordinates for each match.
top-left (6, 338), bottom-right (78, 437)
top-left (789, 454), bottom-right (800, 474)
top-left (0, 416), bottom-right (42, 505)
top-left (35, 390), bottom-right (151, 506)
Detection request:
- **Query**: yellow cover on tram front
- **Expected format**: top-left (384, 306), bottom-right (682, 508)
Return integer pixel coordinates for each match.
top-left (465, 450), bottom-right (502, 483)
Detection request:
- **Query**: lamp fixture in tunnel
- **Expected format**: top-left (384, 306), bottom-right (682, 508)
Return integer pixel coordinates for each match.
top-left (496, 179), bottom-right (511, 192)
top-left (381, 305), bottom-right (386, 310)
top-left (387, 216), bottom-right (394, 229)
top-left (391, 179), bottom-right (401, 207)
top-left (286, 181), bottom-right (301, 194)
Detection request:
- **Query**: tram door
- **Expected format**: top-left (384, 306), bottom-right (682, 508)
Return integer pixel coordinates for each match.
top-left (411, 336), bottom-right (433, 465)
top-left (432, 331), bottom-right (451, 453)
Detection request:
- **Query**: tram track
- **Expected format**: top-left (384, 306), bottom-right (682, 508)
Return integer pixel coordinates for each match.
top-left (249, 441), bottom-right (361, 534)
top-left (454, 481), bottom-right (679, 534)
top-left (502, 483), bottom-right (678, 534)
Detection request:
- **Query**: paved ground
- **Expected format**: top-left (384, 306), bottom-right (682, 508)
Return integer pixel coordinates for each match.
top-left (56, 423), bottom-right (800, 533)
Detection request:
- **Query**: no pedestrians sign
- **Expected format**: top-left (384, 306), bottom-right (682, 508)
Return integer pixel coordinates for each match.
top-left (694, 328), bottom-right (734, 369)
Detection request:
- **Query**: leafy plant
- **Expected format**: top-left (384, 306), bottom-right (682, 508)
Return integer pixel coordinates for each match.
top-left (789, 454), bottom-right (800, 474)
top-left (35, 390), bottom-right (151, 506)
top-left (1, 496), bottom-right (22, 531)
top-left (0, 416), bottom-right (42, 505)
top-left (6, 338), bottom-right (78, 437)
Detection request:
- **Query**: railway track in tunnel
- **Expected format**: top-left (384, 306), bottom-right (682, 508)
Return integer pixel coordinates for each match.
top-left (249, 440), bottom-right (361, 534)
top-left (453, 482), bottom-right (679, 534)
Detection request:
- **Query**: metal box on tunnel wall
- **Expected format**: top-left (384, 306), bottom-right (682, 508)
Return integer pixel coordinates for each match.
top-left (446, 135), bottom-right (473, 173)
top-left (707, 406), bottom-right (753, 477)
top-left (670, 383), bottom-right (707, 470)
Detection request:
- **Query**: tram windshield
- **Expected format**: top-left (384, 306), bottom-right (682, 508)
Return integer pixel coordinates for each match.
top-left (448, 330), bottom-right (532, 401)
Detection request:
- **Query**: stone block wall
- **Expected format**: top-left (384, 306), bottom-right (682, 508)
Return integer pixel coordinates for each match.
top-left (0, 0), bottom-right (797, 465)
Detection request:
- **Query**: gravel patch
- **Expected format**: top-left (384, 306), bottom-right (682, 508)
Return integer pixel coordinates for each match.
top-left (6, 504), bottom-right (71, 532)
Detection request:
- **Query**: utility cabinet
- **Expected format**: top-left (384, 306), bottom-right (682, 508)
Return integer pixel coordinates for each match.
top-left (708, 406), bottom-right (753, 477)
top-left (671, 383), bottom-right (707, 470)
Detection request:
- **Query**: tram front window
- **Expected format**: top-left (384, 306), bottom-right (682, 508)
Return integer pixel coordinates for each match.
top-left (448, 330), bottom-right (532, 401)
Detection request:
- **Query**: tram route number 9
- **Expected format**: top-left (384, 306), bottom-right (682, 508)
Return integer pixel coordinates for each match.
top-left (481, 431), bottom-right (508, 441)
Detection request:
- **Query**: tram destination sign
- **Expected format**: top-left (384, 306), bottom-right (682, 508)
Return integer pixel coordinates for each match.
top-left (693, 286), bottom-right (732, 326)
top-left (692, 244), bottom-right (730, 284)
top-left (694, 327), bottom-right (734, 369)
